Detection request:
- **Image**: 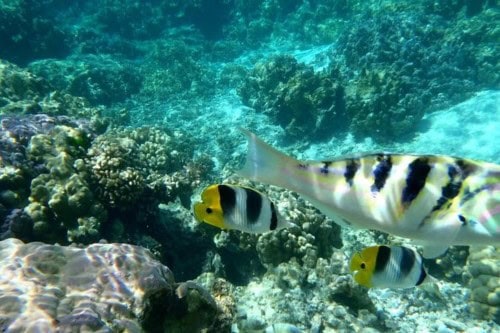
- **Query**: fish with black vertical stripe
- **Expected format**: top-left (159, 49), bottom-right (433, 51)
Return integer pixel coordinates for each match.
top-left (237, 129), bottom-right (500, 258)
top-left (350, 245), bottom-right (434, 289)
top-left (193, 184), bottom-right (294, 233)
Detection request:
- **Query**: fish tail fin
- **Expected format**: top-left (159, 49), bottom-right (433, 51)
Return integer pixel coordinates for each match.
top-left (237, 128), bottom-right (298, 189)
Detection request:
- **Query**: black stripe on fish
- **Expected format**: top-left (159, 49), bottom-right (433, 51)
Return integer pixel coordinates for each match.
top-left (320, 161), bottom-right (331, 175)
top-left (371, 155), bottom-right (392, 193)
top-left (430, 164), bottom-right (463, 213)
top-left (344, 159), bottom-right (360, 187)
top-left (218, 185), bottom-right (236, 216)
top-left (270, 202), bottom-right (278, 230)
top-left (244, 187), bottom-right (262, 224)
top-left (374, 245), bottom-right (391, 273)
top-left (399, 247), bottom-right (416, 277)
top-left (456, 159), bottom-right (475, 178)
top-left (402, 158), bottom-right (431, 205)
top-left (460, 183), bottom-right (491, 206)
top-left (415, 266), bottom-right (427, 286)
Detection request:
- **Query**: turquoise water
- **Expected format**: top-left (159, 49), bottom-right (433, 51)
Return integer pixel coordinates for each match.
top-left (0, 1), bottom-right (498, 332)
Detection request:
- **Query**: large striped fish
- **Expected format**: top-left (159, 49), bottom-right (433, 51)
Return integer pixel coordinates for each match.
top-left (238, 129), bottom-right (500, 258)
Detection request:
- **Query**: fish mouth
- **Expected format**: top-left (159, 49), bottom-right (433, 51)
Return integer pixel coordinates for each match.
top-left (193, 202), bottom-right (205, 221)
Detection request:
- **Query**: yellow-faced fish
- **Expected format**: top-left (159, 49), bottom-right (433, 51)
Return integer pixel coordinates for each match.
top-left (193, 184), bottom-right (293, 233)
top-left (238, 129), bottom-right (500, 258)
top-left (350, 245), bottom-right (433, 288)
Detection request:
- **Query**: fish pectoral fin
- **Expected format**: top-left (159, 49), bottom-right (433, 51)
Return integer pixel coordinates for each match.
top-left (421, 244), bottom-right (449, 259)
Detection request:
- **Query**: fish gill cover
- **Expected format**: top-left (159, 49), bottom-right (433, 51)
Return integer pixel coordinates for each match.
top-left (0, 0), bottom-right (498, 332)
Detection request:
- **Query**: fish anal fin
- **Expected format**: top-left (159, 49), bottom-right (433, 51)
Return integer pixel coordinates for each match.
top-left (422, 244), bottom-right (449, 259)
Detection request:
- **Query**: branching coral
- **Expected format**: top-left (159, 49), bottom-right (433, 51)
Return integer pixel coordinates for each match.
top-left (84, 126), bottom-right (196, 209)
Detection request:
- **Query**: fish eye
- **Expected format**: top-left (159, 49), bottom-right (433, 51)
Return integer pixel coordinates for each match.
top-left (206, 207), bottom-right (213, 214)
top-left (360, 263), bottom-right (366, 269)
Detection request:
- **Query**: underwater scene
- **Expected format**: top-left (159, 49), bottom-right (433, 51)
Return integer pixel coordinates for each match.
top-left (0, 0), bottom-right (499, 332)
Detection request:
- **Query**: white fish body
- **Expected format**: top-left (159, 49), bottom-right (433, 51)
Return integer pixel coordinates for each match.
top-left (237, 129), bottom-right (500, 258)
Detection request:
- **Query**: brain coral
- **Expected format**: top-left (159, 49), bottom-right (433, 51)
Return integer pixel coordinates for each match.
top-left (0, 238), bottom-right (231, 332)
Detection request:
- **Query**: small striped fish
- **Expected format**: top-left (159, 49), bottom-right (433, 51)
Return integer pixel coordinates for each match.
top-left (238, 129), bottom-right (500, 257)
top-left (193, 184), bottom-right (293, 233)
top-left (350, 245), bottom-right (433, 288)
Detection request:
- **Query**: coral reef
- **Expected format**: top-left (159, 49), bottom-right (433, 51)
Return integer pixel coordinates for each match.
top-left (343, 66), bottom-right (428, 139)
top-left (0, 115), bottom-right (100, 243)
top-left (200, 178), bottom-right (342, 285)
top-left (84, 126), bottom-right (195, 209)
top-left (239, 55), bottom-right (346, 140)
top-left (0, 61), bottom-right (105, 120)
top-left (332, 8), bottom-right (498, 141)
top-left (0, 238), bottom-right (231, 332)
top-left (25, 125), bottom-right (105, 244)
top-left (233, 249), bottom-right (377, 332)
top-left (0, 60), bottom-right (50, 104)
top-left (464, 246), bottom-right (500, 324)
top-left (1, 115), bottom-right (212, 253)
top-left (256, 189), bottom-right (342, 268)
top-left (165, 272), bottom-right (236, 332)
top-left (29, 56), bottom-right (142, 106)
top-left (0, 0), bottom-right (70, 65)
top-left (140, 40), bottom-right (216, 102)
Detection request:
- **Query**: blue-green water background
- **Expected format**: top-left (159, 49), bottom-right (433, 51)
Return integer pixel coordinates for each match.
top-left (0, 1), bottom-right (499, 332)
